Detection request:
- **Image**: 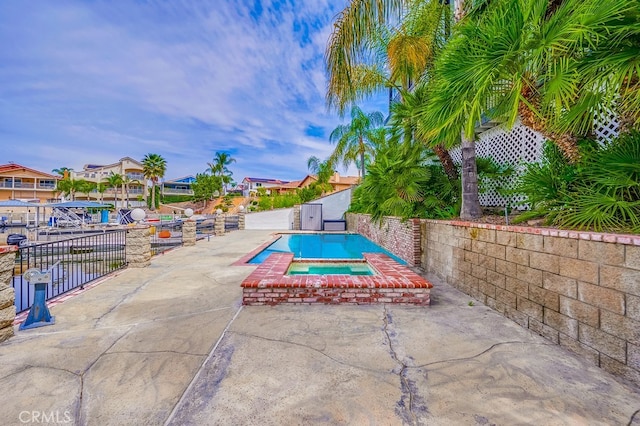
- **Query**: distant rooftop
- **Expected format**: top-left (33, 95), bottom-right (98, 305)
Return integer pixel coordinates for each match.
top-left (243, 177), bottom-right (290, 184)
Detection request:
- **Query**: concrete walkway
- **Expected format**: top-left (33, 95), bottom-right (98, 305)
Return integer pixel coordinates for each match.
top-left (0, 230), bottom-right (639, 425)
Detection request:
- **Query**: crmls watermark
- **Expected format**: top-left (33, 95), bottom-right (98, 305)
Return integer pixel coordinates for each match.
top-left (19, 411), bottom-right (72, 424)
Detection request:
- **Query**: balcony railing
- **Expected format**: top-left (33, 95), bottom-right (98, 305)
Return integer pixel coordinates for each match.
top-left (0, 182), bottom-right (56, 190)
top-left (126, 173), bottom-right (144, 181)
top-left (162, 188), bottom-right (194, 195)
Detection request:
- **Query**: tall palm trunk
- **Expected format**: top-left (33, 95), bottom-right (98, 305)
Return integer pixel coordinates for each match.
top-left (518, 85), bottom-right (580, 162)
top-left (150, 180), bottom-right (157, 211)
top-left (454, 0), bottom-right (481, 220)
top-left (460, 135), bottom-right (482, 220)
top-left (433, 143), bottom-right (458, 181)
top-left (358, 136), bottom-right (366, 178)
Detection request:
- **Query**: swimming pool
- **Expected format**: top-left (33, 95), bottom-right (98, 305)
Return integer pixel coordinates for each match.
top-left (247, 233), bottom-right (406, 264)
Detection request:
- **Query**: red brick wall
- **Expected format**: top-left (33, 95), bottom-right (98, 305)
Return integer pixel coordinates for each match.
top-left (345, 213), bottom-right (421, 267)
top-left (241, 253), bottom-right (432, 306)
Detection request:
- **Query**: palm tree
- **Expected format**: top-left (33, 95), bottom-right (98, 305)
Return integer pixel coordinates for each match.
top-left (546, 0), bottom-right (640, 137)
top-left (306, 156), bottom-right (334, 195)
top-left (421, 0), bottom-right (638, 162)
top-left (325, 0), bottom-right (458, 180)
top-left (121, 175), bottom-right (140, 209)
top-left (207, 152), bottom-right (236, 195)
top-left (142, 153), bottom-right (167, 211)
top-left (329, 106), bottom-right (385, 178)
top-left (77, 180), bottom-right (96, 200)
top-left (56, 178), bottom-right (87, 201)
top-left (105, 172), bottom-right (123, 209)
top-left (96, 182), bottom-right (108, 204)
top-left (390, 84), bottom-right (459, 181)
top-left (52, 167), bottom-right (73, 179)
top-left (416, 0), bottom-right (638, 218)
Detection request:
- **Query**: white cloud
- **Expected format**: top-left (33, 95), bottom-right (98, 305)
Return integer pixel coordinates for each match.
top-left (0, 0), bottom-right (385, 181)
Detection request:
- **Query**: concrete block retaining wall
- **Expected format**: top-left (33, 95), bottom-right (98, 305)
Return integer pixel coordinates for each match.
top-left (347, 213), bottom-right (640, 387)
top-left (0, 246), bottom-right (17, 343)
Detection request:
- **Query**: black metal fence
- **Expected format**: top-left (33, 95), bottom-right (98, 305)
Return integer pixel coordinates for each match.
top-left (12, 230), bottom-right (127, 313)
top-left (225, 215), bottom-right (239, 231)
top-left (150, 221), bottom-right (183, 256)
top-left (196, 218), bottom-right (215, 240)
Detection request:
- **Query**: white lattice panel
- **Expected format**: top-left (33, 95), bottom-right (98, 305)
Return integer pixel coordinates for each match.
top-left (449, 112), bottom-right (619, 209)
top-left (594, 107), bottom-right (620, 143)
top-left (450, 120), bottom-right (545, 208)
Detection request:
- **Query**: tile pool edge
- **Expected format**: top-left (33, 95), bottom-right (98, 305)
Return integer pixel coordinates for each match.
top-left (232, 234), bottom-right (282, 266)
top-left (241, 253), bottom-right (433, 306)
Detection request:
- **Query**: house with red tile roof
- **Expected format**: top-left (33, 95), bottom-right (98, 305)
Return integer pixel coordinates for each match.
top-left (0, 163), bottom-right (60, 202)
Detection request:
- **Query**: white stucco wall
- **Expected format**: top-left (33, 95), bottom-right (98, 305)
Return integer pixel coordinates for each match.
top-left (308, 187), bottom-right (353, 221)
top-left (244, 208), bottom-right (293, 230)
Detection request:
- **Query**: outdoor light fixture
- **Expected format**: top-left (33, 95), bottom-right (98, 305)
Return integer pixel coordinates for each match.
top-left (216, 208), bottom-right (223, 215)
top-left (238, 205), bottom-right (245, 212)
top-left (184, 208), bottom-right (194, 218)
top-left (131, 208), bottom-right (146, 223)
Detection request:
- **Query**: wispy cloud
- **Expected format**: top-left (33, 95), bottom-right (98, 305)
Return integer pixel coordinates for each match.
top-left (0, 0), bottom-right (386, 181)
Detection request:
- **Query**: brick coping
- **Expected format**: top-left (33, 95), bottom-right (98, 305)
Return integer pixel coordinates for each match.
top-left (0, 245), bottom-right (18, 254)
top-left (241, 253), bottom-right (433, 289)
top-left (422, 219), bottom-right (640, 246)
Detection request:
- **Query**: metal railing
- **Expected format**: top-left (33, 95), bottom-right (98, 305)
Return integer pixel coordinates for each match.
top-left (196, 218), bottom-right (215, 240)
top-left (150, 221), bottom-right (183, 256)
top-left (225, 215), bottom-right (239, 231)
top-left (12, 230), bottom-right (127, 313)
top-left (161, 188), bottom-right (194, 195)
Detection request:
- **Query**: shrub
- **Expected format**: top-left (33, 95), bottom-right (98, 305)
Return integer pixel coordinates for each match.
top-left (513, 131), bottom-right (640, 233)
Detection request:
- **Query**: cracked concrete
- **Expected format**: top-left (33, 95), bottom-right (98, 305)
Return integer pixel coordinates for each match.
top-left (0, 229), bottom-right (639, 425)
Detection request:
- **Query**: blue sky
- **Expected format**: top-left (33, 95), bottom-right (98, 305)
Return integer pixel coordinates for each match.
top-left (0, 0), bottom-right (388, 182)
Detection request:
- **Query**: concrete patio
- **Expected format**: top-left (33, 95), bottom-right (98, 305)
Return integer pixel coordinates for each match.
top-left (1, 229), bottom-right (639, 425)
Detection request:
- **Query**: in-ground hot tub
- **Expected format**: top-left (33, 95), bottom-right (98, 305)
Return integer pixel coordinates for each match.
top-left (287, 261), bottom-right (375, 276)
top-left (241, 253), bottom-right (432, 306)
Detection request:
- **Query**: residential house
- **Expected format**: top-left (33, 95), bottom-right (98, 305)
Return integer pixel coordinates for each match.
top-left (72, 157), bottom-right (146, 208)
top-left (298, 172), bottom-right (360, 193)
top-left (162, 176), bottom-right (195, 197)
top-left (0, 163), bottom-right (60, 202)
top-left (241, 177), bottom-right (290, 197)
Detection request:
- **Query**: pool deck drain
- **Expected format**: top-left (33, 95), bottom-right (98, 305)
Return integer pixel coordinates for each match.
top-left (241, 253), bottom-right (433, 306)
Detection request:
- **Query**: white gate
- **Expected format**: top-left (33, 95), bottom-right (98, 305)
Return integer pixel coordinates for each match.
top-left (301, 203), bottom-right (322, 231)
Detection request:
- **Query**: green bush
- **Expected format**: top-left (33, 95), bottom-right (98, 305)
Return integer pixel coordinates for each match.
top-left (513, 131), bottom-right (640, 233)
top-left (349, 142), bottom-right (460, 222)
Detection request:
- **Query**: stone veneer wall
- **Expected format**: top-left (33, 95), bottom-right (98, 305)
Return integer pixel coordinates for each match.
top-left (126, 225), bottom-right (151, 268)
top-left (182, 220), bottom-right (196, 246)
top-left (345, 213), bottom-right (421, 267)
top-left (348, 213), bottom-right (640, 387)
top-left (0, 246), bottom-right (17, 343)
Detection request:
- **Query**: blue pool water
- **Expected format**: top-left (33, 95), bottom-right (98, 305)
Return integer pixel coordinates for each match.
top-left (248, 233), bottom-right (406, 264)
top-left (287, 262), bottom-right (375, 276)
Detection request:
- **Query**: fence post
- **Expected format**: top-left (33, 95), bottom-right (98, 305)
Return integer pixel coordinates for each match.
top-left (238, 211), bottom-right (245, 230)
top-left (292, 205), bottom-right (301, 230)
top-left (126, 225), bottom-right (151, 268)
top-left (215, 214), bottom-right (225, 236)
top-left (182, 220), bottom-right (197, 246)
top-left (0, 246), bottom-right (18, 343)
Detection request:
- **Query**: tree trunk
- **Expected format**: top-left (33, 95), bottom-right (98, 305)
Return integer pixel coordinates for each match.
top-left (358, 136), bottom-right (366, 178)
top-left (433, 143), bottom-right (458, 181)
top-left (150, 182), bottom-right (156, 211)
top-left (518, 87), bottom-right (580, 163)
top-left (460, 135), bottom-right (482, 220)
